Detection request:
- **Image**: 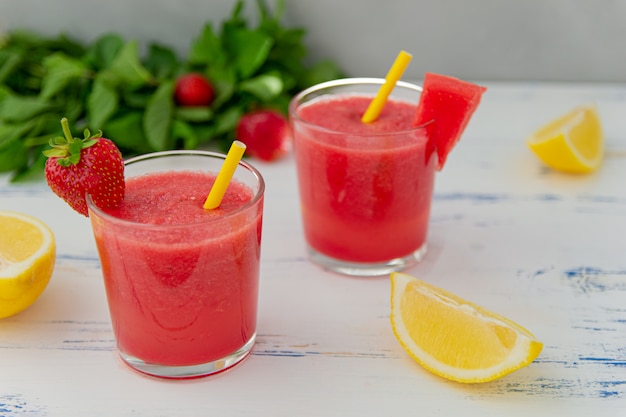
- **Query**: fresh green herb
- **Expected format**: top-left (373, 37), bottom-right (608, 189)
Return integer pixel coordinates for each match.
top-left (0, 0), bottom-right (343, 181)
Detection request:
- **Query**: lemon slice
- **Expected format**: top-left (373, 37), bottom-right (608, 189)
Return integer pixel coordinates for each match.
top-left (526, 104), bottom-right (603, 173)
top-left (0, 210), bottom-right (56, 319)
top-left (390, 272), bottom-right (543, 383)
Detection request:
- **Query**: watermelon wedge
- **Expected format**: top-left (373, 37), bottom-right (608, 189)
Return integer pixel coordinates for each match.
top-left (414, 72), bottom-right (487, 170)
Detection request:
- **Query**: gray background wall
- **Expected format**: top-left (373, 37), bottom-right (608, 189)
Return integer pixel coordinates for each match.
top-left (1, 0), bottom-right (625, 82)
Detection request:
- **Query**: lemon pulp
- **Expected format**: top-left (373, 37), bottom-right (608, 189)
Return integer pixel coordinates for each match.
top-left (0, 211), bottom-right (56, 318)
top-left (390, 272), bottom-right (543, 383)
top-left (526, 105), bottom-right (603, 173)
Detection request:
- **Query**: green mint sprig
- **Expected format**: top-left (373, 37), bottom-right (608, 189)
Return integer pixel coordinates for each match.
top-left (0, 0), bottom-right (344, 182)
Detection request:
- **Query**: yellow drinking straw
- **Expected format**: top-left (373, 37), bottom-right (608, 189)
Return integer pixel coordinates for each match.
top-left (361, 50), bottom-right (413, 124)
top-left (203, 140), bottom-right (247, 210)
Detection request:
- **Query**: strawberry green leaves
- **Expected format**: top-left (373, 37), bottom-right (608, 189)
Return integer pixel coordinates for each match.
top-left (44, 118), bottom-right (125, 216)
top-left (0, 0), bottom-right (344, 181)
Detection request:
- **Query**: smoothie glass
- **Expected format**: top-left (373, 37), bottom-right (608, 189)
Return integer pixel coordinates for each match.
top-left (86, 150), bottom-right (264, 378)
top-left (289, 78), bottom-right (436, 277)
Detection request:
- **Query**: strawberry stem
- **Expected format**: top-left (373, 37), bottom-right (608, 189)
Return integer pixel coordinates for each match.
top-left (61, 118), bottom-right (74, 144)
top-left (43, 118), bottom-right (102, 167)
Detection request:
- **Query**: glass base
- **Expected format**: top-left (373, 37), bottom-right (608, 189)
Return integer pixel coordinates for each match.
top-left (306, 243), bottom-right (427, 277)
top-left (118, 333), bottom-right (256, 379)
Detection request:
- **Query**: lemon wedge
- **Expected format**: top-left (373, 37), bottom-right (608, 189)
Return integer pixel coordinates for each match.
top-left (0, 210), bottom-right (56, 319)
top-left (390, 272), bottom-right (543, 383)
top-left (526, 104), bottom-right (603, 173)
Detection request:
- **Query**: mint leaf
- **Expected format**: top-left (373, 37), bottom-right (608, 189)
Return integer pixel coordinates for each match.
top-left (145, 43), bottom-right (179, 80)
top-left (24, 114), bottom-right (64, 146)
top-left (191, 124), bottom-right (217, 147)
top-left (104, 111), bottom-right (151, 153)
top-left (0, 120), bottom-right (35, 150)
top-left (88, 75), bottom-right (119, 129)
top-left (40, 52), bottom-right (88, 99)
top-left (143, 80), bottom-right (174, 150)
top-left (171, 119), bottom-right (199, 149)
top-left (0, 94), bottom-right (54, 122)
top-left (301, 59), bottom-right (345, 87)
top-left (122, 90), bottom-right (152, 109)
top-left (189, 24), bottom-right (226, 66)
top-left (87, 34), bottom-right (124, 69)
top-left (63, 96), bottom-right (85, 123)
top-left (175, 106), bottom-right (214, 122)
top-left (214, 106), bottom-right (242, 135)
top-left (239, 72), bottom-right (283, 101)
top-left (108, 40), bottom-right (154, 88)
top-left (226, 28), bottom-right (273, 78)
top-left (93, 68), bottom-right (120, 88)
top-left (0, 50), bottom-right (22, 84)
top-left (0, 85), bottom-right (11, 101)
top-left (208, 65), bottom-right (237, 108)
top-left (0, 139), bottom-right (29, 172)
top-left (264, 27), bottom-right (308, 77)
top-left (10, 151), bottom-right (46, 183)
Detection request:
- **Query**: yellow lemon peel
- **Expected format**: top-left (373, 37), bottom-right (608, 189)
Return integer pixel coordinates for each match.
top-left (0, 211), bottom-right (55, 318)
top-left (390, 272), bottom-right (543, 383)
top-left (526, 105), bottom-right (603, 174)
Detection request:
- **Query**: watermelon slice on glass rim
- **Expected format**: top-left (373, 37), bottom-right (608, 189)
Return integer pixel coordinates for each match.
top-left (414, 72), bottom-right (487, 170)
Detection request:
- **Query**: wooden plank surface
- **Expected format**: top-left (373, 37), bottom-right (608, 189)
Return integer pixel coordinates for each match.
top-left (1, 82), bottom-right (625, 416)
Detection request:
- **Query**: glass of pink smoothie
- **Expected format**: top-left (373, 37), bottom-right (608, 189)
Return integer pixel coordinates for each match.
top-left (289, 78), bottom-right (435, 277)
top-left (86, 150), bottom-right (264, 378)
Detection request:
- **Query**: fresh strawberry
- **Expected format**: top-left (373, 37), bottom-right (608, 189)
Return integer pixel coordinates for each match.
top-left (44, 118), bottom-right (125, 217)
top-left (235, 109), bottom-right (291, 161)
top-left (174, 73), bottom-right (215, 106)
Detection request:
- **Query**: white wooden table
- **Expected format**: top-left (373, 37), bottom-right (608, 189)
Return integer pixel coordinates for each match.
top-left (1, 82), bottom-right (625, 416)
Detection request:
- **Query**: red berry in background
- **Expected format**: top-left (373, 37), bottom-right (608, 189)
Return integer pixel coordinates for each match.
top-left (236, 109), bottom-right (291, 161)
top-left (174, 73), bottom-right (215, 106)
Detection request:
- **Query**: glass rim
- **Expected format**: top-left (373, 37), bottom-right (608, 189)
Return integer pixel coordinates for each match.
top-left (86, 149), bottom-right (265, 230)
top-left (289, 77), bottom-right (431, 136)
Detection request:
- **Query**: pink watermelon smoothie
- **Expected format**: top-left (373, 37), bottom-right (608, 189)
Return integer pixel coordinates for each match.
top-left (292, 95), bottom-right (436, 263)
top-left (89, 170), bottom-right (262, 368)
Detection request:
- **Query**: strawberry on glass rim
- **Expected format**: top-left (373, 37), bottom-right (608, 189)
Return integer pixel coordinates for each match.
top-left (44, 118), bottom-right (125, 217)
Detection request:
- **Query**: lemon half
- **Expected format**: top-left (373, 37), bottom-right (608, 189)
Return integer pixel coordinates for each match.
top-left (0, 210), bottom-right (56, 318)
top-left (390, 272), bottom-right (543, 383)
top-left (526, 104), bottom-right (603, 174)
